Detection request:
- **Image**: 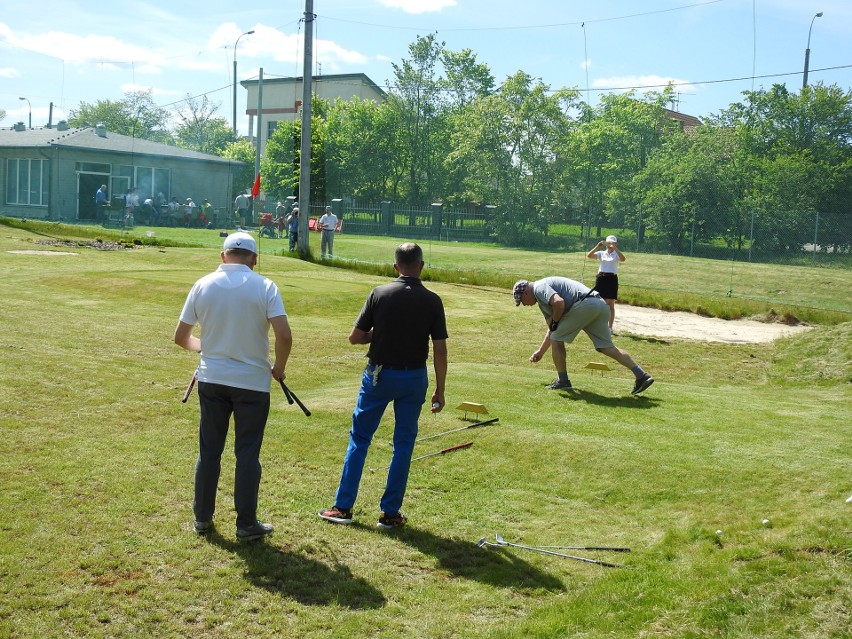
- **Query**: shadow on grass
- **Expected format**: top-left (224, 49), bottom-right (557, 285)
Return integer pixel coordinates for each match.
top-left (556, 388), bottom-right (662, 409)
top-left (354, 524), bottom-right (565, 592)
top-left (206, 530), bottom-right (386, 609)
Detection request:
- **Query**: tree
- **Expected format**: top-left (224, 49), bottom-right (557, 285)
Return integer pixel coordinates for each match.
top-left (569, 91), bottom-right (676, 238)
top-left (173, 94), bottom-right (236, 155)
top-left (389, 33), bottom-right (451, 204)
top-left (68, 90), bottom-right (172, 143)
top-left (448, 71), bottom-right (579, 243)
top-left (221, 138), bottom-right (256, 203)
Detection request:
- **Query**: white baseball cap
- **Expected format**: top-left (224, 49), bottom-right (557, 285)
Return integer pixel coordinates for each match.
top-left (223, 232), bottom-right (257, 254)
top-left (606, 235), bottom-right (618, 243)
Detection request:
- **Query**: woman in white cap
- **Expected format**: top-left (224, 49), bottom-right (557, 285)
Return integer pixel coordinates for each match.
top-left (586, 235), bottom-right (625, 329)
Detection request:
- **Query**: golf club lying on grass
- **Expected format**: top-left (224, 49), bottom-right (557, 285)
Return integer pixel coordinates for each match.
top-left (181, 373), bottom-right (197, 403)
top-left (417, 417), bottom-right (498, 443)
top-left (391, 417), bottom-right (499, 449)
top-left (370, 441), bottom-right (473, 473)
top-left (277, 378), bottom-right (311, 416)
top-left (537, 544), bottom-right (630, 552)
top-left (477, 533), bottom-right (628, 568)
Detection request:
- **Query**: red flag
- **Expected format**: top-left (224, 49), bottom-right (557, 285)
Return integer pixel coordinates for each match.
top-left (251, 172), bottom-right (261, 199)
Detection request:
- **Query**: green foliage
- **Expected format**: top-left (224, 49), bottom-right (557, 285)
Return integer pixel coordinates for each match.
top-left (173, 94), bottom-right (236, 155)
top-left (67, 89), bottom-right (173, 143)
top-left (222, 138), bottom-right (256, 199)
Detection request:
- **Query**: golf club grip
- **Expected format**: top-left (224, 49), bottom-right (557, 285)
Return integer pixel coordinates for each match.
top-left (282, 382), bottom-right (312, 417)
top-left (181, 374), bottom-right (196, 403)
top-left (440, 441), bottom-right (473, 454)
top-left (277, 378), bottom-right (294, 404)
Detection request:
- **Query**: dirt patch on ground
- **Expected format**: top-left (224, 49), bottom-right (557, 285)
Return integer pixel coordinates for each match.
top-left (615, 305), bottom-right (811, 344)
top-left (8, 250), bottom-right (79, 256)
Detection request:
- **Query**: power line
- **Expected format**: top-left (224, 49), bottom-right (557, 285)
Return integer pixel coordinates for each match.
top-left (316, 0), bottom-right (728, 33)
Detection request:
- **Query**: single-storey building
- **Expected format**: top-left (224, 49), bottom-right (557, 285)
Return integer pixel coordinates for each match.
top-left (0, 121), bottom-right (245, 221)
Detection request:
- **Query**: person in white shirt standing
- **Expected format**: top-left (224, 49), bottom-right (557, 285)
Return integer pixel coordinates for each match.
top-left (318, 206), bottom-right (338, 258)
top-left (174, 232), bottom-right (292, 541)
top-left (587, 235), bottom-right (626, 329)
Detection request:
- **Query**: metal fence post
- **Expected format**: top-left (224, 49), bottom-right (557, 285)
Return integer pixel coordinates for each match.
top-left (431, 202), bottom-right (443, 239)
top-left (813, 210), bottom-right (819, 264)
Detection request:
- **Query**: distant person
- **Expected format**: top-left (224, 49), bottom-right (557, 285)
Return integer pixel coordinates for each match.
top-left (287, 208), bottom-right (300, 252)
top-left (587, 235), bottom-right (626, 329)
top-left (275, 201), bottom-right (288, 236)
top-left (124, 188), bottom-right (139, 226)
top-left (95, 185), bottom-right (109, 223)
top-left (318, 206), bottom-right (338, 258)
top-left (174, 231), bottom-right (293, 541)
top-left (201, 199), bottom-right (213, 228)
top-left (513, 276), bottom-right (653, 395)
top-left (234, 192), bottom-right (250, 228)
top-left (142, 196), bottom-right (158, 225)
top-left (319, 242), bottom-right (448, 529)
top-left (184, 198), bottom-right (197, 227)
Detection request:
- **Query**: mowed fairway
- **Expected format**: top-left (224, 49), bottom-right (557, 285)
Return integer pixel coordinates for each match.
top-left (0, 224), bottom-right (849, 639)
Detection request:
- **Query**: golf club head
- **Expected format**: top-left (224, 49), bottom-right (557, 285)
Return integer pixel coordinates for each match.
top-left (495, 532), bottom-right (505, 544)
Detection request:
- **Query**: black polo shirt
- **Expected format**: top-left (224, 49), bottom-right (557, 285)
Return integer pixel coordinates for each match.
top-left (355, 276), bottom-right (448, 368)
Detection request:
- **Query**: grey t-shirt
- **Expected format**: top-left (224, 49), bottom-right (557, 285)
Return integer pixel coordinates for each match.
top-left (531, 277), bottom-right (593, 319)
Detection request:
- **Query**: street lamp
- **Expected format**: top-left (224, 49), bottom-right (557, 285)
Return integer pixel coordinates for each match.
top-left (802, 11), bottom-right (823, 90)
top-left (18, 97), bottom-right (31, 129)
top-left (233, 30), bottom-right (255, 136)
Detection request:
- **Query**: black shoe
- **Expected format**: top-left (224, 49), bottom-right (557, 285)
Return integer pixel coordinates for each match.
top-left (545, 378), bottom-right (572, 390)
top-left (377, 512), bottom-right (407, 529)
top-left (194, 520), bottom-right (212, 535)
top-left (236, 520), bottom-right (273, 541)
top-left (632, 375), bottom-right (654, 395)
top-left (318, 506), bottom-right (354, 524)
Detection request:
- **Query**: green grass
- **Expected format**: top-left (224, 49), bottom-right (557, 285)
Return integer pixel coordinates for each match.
top-left (0, 222), bottom-right (849, 638)
top-left (7, 217), bottom-right (849, 325)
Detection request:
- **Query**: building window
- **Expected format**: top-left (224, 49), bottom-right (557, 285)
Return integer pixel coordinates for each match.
top-left (6, 158), bottom-right (50, 206)
top-left (117, 164), bottom-right (171, 199)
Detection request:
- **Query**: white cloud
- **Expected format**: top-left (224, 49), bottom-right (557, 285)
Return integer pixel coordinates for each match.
top-left (379, 0), bottom-right (457, 14)
top-left (0, 67), bottom-right (21, 78)
top-left (593, 74), bottom-right (697, 94)
top-left (209, 23), bottom-right (366, 69)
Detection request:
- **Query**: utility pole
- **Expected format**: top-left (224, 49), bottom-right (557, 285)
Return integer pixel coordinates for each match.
top-left (297, 0), bottom-right (314, 254)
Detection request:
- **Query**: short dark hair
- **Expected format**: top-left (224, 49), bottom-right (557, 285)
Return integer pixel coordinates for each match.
top-left (395, 242), bottom-right (422, 267)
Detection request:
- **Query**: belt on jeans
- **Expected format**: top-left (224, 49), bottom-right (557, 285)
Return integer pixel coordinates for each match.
top-left (369, 361), bottom-right (425, 370)
top-left (597, 272), bottom-right (616, 276)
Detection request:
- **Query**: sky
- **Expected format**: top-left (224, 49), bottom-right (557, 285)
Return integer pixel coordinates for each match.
top-left (1, 0), bottom-right (850, 136)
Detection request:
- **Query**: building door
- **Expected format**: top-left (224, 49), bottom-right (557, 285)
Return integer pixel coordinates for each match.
top-left (78, 173), bottom-right (106, 221)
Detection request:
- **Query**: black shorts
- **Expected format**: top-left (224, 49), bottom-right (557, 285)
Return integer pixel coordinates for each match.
top-left (594, 272), bottom-right (619, 300)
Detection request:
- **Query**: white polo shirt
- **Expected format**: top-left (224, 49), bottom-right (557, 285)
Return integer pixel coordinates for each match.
top-left (595, 249), bottom-right (620, 274)
top-left (180, 263), bottom-right (286, 392)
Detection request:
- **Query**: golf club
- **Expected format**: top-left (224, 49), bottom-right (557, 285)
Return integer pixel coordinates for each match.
top-left (277, 378), bottom-right (311, 416)
top-left (417, 417), bottom-right (498, 443)
top-left (181, 372), bottom-right (197, 403)
top-left (488, 533), bottom-right (627, 568)
top-left (537, 544), bottom-right (630, 552)
top-left (370, 441), bottom-right (473, 473)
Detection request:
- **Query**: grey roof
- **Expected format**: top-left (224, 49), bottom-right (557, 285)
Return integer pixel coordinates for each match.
top-left (0, 125), bottom-right (240, 164)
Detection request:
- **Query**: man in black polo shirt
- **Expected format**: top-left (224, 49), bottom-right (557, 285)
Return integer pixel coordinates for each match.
top-left (319, 242), bottom-right (448, 529)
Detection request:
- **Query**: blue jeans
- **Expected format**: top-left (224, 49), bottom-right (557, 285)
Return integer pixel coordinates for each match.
top-left (194, 382), bottom-right (270, 528)
top-left (335, 365), bottom-right (428, 515)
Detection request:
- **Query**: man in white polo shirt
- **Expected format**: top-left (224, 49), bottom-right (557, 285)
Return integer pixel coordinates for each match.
top-left (174, 232), bottom-right (292, 541)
